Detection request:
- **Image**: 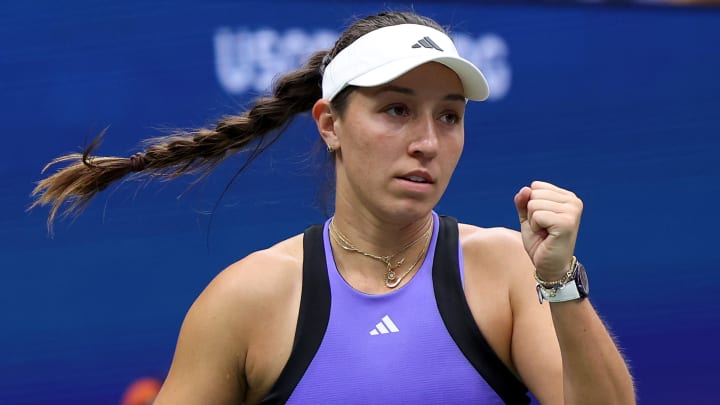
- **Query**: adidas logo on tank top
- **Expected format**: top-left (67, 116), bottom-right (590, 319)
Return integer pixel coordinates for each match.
top-left (369, 315), bottom-right (399, 336)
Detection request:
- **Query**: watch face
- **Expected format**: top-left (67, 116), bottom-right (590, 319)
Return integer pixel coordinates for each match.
top-left (576, 262), bottom-right (589, 297)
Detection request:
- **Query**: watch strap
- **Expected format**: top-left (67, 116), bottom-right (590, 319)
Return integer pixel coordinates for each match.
top-left (537, 279), bottom-right (582, 303)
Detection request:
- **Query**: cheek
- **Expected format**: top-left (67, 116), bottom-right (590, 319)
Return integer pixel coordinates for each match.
top-left (339, 122), bottom-right (386, 176)
top-left (344, 118), bottom-right (401, 158)
top-left (442, 134), bottom-right (465, 175)
top-left (456, 136), bottom-right (465, 161)
top-left (446, 130), bottom-right (464, 155)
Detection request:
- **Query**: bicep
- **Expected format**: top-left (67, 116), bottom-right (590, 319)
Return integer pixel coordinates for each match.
top-left (154, 279), bottom-right (247, 404)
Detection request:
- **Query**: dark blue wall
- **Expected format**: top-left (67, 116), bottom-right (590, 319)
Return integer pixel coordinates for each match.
top-left (2, 1), bottom-right (718, 403)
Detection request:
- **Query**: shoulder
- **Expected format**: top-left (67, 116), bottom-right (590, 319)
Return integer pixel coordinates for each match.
top-left (227, 233), bottom-right (304, 283)
top-left (178, 232), bottom-right (306, 348)
top-left (457, 222), bottom-right (522, 250)
top-left (205, 232), bottom-right (305, 314)
top-left (456, 222), bottom-right (537, 316)
top-left (457, 223), bottom-right (532, 277)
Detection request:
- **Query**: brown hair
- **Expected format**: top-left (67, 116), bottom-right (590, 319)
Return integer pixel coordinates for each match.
top-left (30, 11), bottom-right (447, 231)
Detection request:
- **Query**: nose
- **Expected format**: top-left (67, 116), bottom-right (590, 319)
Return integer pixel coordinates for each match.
top-left (408, 114), bottom-right (439, 159)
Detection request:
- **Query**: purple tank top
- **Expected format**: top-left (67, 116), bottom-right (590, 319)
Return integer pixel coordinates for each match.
top-left (286, 211), bottom-right (503, 404)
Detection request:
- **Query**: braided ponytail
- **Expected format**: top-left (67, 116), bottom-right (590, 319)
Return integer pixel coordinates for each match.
top-left (31, 51), bottom-right (327, 231)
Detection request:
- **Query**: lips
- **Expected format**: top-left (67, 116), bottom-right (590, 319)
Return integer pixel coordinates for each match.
top-left (398, 171), bottom-right (434, 184)
top-left (403, 176), bottom-right (428, 183)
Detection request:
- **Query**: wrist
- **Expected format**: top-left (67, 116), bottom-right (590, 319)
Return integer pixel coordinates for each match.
top-left (535, 257), bottom-right (589, 304)
top-left (534, 256), bottom-right (577, 288)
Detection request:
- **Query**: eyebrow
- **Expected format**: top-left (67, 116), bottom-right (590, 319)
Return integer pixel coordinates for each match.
top-left (373, 85), bottom-right (466, 102)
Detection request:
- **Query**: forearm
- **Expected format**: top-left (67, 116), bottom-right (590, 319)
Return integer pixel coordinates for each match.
top-left (550, 299), bottom-right (635, 405)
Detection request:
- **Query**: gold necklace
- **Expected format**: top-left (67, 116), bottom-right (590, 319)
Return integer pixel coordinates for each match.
top-left (329, 217), bottom-right (433, 288)
top-left (384, 231), bottom-right (431, 288)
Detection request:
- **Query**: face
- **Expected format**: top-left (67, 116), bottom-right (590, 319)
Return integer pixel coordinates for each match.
top-left (323, 62), bottom-right (466, 223)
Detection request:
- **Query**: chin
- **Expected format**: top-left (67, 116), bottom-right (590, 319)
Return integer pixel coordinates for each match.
top-left (384, 199), bottom-right (437, 223)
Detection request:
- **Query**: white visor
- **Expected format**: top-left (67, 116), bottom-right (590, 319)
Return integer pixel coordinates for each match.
top-left (322, 24), bottom-right (489, 101)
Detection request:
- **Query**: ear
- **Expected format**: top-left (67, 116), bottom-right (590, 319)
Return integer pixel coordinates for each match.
top-left (312, 99), bottom-right (339, 150)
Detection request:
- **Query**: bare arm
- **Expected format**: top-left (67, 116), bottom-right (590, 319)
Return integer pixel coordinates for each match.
top-left (511, 181), bottom-right (634, 404)
top-left (153, 265), bottom-right (249, 405)
top-left (550, 299), bottom-right (634, 404)
top-left (508, 244), bottom-right (634, 404)
top-left (153, 242), bottom-right (303, 405)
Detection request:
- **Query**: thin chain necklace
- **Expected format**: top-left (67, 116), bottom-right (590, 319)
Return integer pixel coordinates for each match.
top-left (384, 231), bottom-right (431, 288)
top-left (329, 217), bottom-right (433, 288)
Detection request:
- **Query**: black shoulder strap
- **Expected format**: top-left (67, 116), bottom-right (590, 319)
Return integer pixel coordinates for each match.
top-left (433, 216), bottom-right (530, 405)
top-left (260, 223), bottom-right (331, 404)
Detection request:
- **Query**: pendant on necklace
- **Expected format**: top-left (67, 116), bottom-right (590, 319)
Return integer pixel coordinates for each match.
top-left (385, 273), bottom-right (402, 288)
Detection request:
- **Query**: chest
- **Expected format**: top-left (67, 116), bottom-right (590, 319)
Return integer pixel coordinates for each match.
top-left (285, 259), bottom-right (504, 404)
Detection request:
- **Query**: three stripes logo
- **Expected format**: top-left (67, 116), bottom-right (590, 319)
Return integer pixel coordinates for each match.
top-left (411, 36), bottom-right (443, 52)
top-left (369, 315), bottom-right (400, 336)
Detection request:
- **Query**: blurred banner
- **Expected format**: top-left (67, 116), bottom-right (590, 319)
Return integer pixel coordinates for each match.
top-left (1, 1), bottom-right (718, 404)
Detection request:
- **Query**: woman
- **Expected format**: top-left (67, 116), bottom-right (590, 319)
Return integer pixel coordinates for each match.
top-left (32, 11), bottom-right (634, 405)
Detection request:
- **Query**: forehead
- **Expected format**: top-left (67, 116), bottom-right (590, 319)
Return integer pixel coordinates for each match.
top-left (365, 62), bottom-right (466, 99)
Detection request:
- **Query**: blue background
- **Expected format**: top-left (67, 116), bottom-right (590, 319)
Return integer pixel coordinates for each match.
top-left (1, 1), bottom-right (718, 403)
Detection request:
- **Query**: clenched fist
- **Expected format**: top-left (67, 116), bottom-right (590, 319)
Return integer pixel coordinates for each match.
top-left (514, 181), bottom-right (583, 281)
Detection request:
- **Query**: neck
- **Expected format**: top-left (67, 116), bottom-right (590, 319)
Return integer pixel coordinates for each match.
top-left (330, 210), bottom-right (434, 257)
top-left (328, 211), bottom-right (434, 291)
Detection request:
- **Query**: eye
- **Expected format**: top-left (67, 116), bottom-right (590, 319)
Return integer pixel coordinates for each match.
top-left (439, 112), bottom-right (461, 125)
top-left (385, 105), bottom-right (409, 117)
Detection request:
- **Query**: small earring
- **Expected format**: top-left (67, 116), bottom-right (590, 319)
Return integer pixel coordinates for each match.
top-left (327, 144), bottom-right (337, 153)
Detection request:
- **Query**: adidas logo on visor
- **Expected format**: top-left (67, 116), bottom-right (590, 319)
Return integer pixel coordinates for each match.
top-left (369, 315), bottom-right (400, 335)
top-left (411, 36), bottom-right (443, 51)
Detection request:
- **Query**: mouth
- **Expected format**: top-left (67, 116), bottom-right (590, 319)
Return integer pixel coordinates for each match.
top-left (398, 172), bottom-right (434, 184)
top-left (400, 175), bottom-right (431, 184)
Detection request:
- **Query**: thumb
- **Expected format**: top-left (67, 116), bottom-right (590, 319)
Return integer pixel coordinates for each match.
top-left (514, 186), bottom-right (531, 224)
